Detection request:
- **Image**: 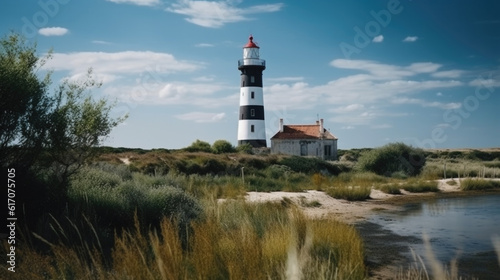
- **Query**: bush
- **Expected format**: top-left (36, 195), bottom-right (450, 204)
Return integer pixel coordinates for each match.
top-left (326, 186), bottom-right (371, 201)
top-left (212, 139), bottom-right (235, 154)
top-left (68, 167), bottom-right (202, 230)
top-left (236, 143), bottom-right (253, 154)
top-left (184, 139), bottom-right (212, 153)
top-left (356, 142), bottom-right (426, 177)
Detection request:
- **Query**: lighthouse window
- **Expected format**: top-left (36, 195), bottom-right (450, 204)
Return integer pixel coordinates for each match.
top-left (251, 91), bottom-right (254, 99)
top-left (250, 109), bottom-right (255, 116)
top-left (251, 125), bottom-right (255, 132)
top-left (250, 76), bottom-right (255, 83)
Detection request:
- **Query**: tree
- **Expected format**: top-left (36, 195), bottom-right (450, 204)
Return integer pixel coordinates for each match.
top-left (0, 33), bottom-right (52, 169)
top-left (184, 139), bottom-right (212, 153)
top-left (0, 32), bottom-right (127, 222)
top-left (47, 69), bottom-right (127, 181)
top-left (212, 139), bottom-right (235, 154)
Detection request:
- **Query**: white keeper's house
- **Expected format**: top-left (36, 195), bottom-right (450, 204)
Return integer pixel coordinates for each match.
top-left (270, 118), bottom-right (338, 161)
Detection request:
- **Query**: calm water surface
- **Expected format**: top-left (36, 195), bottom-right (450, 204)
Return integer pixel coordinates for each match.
top-left (368, 194), bottom-right (500, 278)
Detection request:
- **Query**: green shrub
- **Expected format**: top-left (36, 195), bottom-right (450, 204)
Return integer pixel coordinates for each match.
top-left (236, 143), bottom-right (253, 154)
top-left (356, 142), bottom-right (426, 177)
top-left (68, 167), bottom-right (202, 230)
top-left (279, 156), bottom-right (341, 175)
top-left (246, 176), bottom-right (282, 192)
top-left (212, 139), bottom-right (235, 154)
top-left (265, 164), bottom-right (293, 179)
top-left (184, 139), bottom-right (212, 153)
top-left (377, 184), bottom-right (402, 194)
top-left (325, 186), bottom-right (371, 201)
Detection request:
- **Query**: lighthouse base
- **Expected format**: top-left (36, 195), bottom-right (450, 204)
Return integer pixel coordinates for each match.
top-left (238, 139), bottom-right (267, 148)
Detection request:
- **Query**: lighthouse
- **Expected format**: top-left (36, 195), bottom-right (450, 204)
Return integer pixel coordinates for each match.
top-left (237, 35), bottom-right (267, 147)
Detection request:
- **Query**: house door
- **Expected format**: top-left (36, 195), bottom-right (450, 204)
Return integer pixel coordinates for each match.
top-left (300, 143), bottom-right (308, 156)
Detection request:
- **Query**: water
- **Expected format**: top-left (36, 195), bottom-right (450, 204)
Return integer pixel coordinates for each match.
top-left (368, 194), bottom-right (500, 279)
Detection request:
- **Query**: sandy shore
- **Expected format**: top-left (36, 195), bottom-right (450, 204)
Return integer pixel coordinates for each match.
top-left (246, 179), bottom-right (461, 224)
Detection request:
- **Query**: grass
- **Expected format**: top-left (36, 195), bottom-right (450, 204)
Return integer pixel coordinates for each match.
top-left (376, 179), bottom-right (439, 194)
top-left (460, 178), bottom-right (500, 191)
top-left (4, 200), bottom-right (367, 279)
top-left (401, 179), bottom-right (439, 193)
top-left (326, 185), bottom-right (372, 201)
top-left (422, 158), bottom-right (500, 180)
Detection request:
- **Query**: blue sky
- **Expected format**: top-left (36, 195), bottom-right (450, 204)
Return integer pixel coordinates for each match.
top-left (1, 0), bottom-right (499, 149)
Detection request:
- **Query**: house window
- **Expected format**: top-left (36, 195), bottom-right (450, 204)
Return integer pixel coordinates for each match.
top-left (324, 145), bottom-right (331, 157)
top-left (251, 125), bottom-right (255, 132)
top-left (251, 91), bottom-right (255, 99)
top-left (250, 109), bottom-right (255, 117)
top-left (250, 76), bottom-right (255, 83)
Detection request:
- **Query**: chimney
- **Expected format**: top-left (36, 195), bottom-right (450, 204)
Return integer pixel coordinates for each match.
top-left (279, 118), bottom-right (284, 132)
top-left (319, 118), bottom-right (324, 134)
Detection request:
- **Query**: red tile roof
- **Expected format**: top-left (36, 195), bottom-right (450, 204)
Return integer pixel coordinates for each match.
top-left (271, 124), bottom-right (337, 140)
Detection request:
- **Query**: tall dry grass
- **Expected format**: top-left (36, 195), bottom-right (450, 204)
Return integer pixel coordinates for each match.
top-left (3, 199), bottom-right (366, 280)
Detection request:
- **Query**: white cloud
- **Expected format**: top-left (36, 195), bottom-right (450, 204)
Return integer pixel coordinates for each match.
top-left (106, 0), bottom-right (160, 6)
top-left (469, 78), bottom-right (500, 87)
top-left (392, 97), bottom-right (462, 109)
top-left (264, 59), bottom-right (464, 127)
top-left (192, 75), bottom-right (215, 82)
top-left (38, 27), bottom-right (69, 36)
top-left (92, 40), bottom-right (112, 45)
top-left (334, 104), bottom-right (365, 113)
top-left (105, 81), bottom-right (234, 108)
top-left (432, 70), bottom-right (465, 78)
top-left (195, 43), bottom-right (214, 47)
top-left (372, 35), bottom-right (384, 43)
top-left (176, 112), bottom-right (226, 122)
top-left (166, 1), bottom-right (284, 28)
top-left (266, 76), bottom-right (304, 82)
top-left (44, 51), bottom-right (202, 83)
top-left (330, 59), bottom-right (443, 79)
top-left (403, 36), bottom-right (418, 42)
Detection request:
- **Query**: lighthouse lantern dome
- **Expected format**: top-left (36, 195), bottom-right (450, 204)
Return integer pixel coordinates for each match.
top-left (243, 35), bottom-right (260, 59)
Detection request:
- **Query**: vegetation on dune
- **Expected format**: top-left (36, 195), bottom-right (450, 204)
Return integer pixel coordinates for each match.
top-left (460, 178), bottom-right (500, 191)
top-left (357, 142), bottom-right (426, 177)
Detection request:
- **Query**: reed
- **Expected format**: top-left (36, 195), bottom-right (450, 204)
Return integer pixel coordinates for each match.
top-left (4, 199), bottom-right (367, 279)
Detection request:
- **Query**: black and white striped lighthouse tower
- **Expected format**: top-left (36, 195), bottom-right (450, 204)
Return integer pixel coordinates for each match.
top-left (237, 35), bottom-right (267, 147)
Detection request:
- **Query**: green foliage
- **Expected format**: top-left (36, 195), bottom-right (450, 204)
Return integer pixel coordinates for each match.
top-left (279, 156), bottom-right (342, 175)
top-left (356, 142), bottom-right (426, 177)
top-left (0, 33), bottom-right (52, 168)
top-left (211, 139), bottom-right (235, 154)
top-left (48, 70), bottom-right (127, 175)
top-left (184, 139), bottom-right (212, 153)
top-left (326, 186), bottom-right (371, 201)
top-left (377, 184), bottom-right (402, 194)
top-left (68, 166), bottom-right (202, 230)
top-left (236, 143), bottom-right (253, 154)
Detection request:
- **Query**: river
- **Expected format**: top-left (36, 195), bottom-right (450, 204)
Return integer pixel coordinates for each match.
top-left (365, 194), bottom-right (500, 279)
